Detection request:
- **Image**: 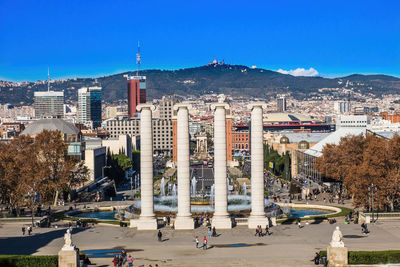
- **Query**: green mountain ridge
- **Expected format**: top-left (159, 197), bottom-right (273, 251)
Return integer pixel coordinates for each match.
top-left (1, 64), bottom-right (400, 105)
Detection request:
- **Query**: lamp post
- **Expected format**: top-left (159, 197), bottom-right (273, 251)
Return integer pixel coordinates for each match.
top-left (27, 189), bottom-right (35, 228)
top-left (368, 183), bottom-right (377, 223)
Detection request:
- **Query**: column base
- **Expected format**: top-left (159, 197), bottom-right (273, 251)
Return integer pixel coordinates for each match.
top-left (130, 217), bottom-right (158, 230)
top-left (174, 216), bottom-right (194, 230)
top-left (248, 215), bottom-right (269, 229)
top-left (327, 246), bottom-right (348, 267)
top-left (212, 216), bottom-right (232, 229)
top-left (58, 247), bottom-right (79, 267)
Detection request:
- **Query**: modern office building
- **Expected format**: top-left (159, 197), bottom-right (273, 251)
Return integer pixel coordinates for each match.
top-left (127, 76), bottom-right (146, 118)
top-left (333, 100), bottom-right (351, 114)
top-left (34, 91), bottom-right (64, 118)
top-left (277, 95), bottom-right (287, 112)
top-left (78, 86), bottom-right (102, 129)
top-left (105, 96), bottom-right (175, 155)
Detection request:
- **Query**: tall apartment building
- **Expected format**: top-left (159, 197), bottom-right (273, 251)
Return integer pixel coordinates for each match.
top-left (78, 86), bottom-right (102, 129)
top-left (105, 96), bottom-right (176, 155)
top-left (34, 91), bottom-right (64, 118)
top-left (127, 76), bottom-right (146, 118)
top-left (277, 95), bottom-right (287, 112)
top-left (334, 100), bottom-right (350, 114)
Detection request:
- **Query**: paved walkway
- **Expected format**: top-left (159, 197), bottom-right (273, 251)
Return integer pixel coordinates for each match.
top-left (1, 221), bottom-right (400, 266)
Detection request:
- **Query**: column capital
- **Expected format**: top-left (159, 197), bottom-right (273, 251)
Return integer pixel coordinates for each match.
top-left (136, 103), bottom-right (156, 112)
top-left (173, 103), bottom-right (192, 111)
top-left (248, 102), bottom-right (267, 110)
top-left (210, 102), bottom-right (230, 111)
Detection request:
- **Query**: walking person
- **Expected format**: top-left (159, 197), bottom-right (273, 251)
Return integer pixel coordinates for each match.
top-left (207, 227), bottom-right (212, 238)
top-left (112, 255), bottom-right (119, 267)
top-left (121, 249), bottom-right (127, 265)
top-left (28, 226), bottom-right (32, 235)
top-left (255, 226), bottom-right (259, 236)
top-left (21, 226), bottom-right (25, 236)
top-left (158, 230), bottom-right (162, 242)
top-left (265, 224), bottom-right (271, 236)
top-left (212, 227), bottom-right (217, 237)
top-left (195, 236), bottom-right (199, 248)
top-left (203, 236), bottom-right (208, 250)
top-left (127, 254), bottom-right (134, 267)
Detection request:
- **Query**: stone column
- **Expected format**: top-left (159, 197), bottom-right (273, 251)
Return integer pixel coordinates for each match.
top-left (211, 103), bottom-right (232, 229)
top-left (133, 104), bottom-right (157, 230)
top-left (248, 102), bottom-right (269, 229)
top-left (174, 103), bottom-right (194, 229)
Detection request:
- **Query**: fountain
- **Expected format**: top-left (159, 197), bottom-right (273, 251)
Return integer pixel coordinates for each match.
top-left (172, 183), bottom-right (177, 197)
top-left (191, 177), bottom-right (197, 197)
top-left (243, 182), bottom-right (247, 196)
top-left (160, 177), bottom-right (165, 197)
top-left (210, 184), bottom-right (215, 208)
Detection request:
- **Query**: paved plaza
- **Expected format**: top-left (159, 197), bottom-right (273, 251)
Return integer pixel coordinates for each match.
top-left (1, 221), bottom-right (400, 266)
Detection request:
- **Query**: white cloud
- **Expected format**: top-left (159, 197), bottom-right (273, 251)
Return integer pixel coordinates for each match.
top-left (277, 67), bottom-right (319, 77)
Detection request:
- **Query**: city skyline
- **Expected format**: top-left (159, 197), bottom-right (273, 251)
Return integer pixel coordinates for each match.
top-left (1, 0), bottom-right (400, 81)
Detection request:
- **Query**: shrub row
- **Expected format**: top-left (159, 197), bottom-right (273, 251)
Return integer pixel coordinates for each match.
top-left (0, 255), bottom-right (58, 267)
top-left (319, 250), bottom-right (400, 264)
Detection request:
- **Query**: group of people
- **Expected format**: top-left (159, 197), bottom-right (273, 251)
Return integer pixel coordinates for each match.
top-left (21, 226), bottom-right (32, 236)
top-left (254, 225), bottom-right (271, 237)
top-left (207, 226), bottom-right (217, 237)
top-left (112, 250), bottom-right (134, 267)
top-left (195, 236), bottom-right (208, 250)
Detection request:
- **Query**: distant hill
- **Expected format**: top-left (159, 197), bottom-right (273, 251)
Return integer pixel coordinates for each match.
top-left (1, 64), bottom-right (400, 105)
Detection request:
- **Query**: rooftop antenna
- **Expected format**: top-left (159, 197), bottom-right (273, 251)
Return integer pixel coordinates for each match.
top-left (136, 41), bottom-right (141, 76)
top-left (47, 67), bottom-right (50, 92)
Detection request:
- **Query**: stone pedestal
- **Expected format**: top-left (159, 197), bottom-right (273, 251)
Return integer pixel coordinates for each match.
top-left (248, 216), bottom-right (269, 229)
top-left (174, 217), bottom-right (194, 230)
top-left (135, 217), bottom-right (158, 230)
top-left (212, 216), bottom-right (232, 229)
top-left (327, 246), bottom-right (348, 267)
top-left (58, 247), bottom-right (79, 267)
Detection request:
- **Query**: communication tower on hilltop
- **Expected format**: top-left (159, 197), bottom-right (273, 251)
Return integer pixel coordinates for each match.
top-left (127, 41), bottom-right (147, 117)
top-left (136, 41), bottom-right (141, 76)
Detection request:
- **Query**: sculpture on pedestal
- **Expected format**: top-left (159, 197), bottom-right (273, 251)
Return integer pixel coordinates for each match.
top-left (63, 229), bottom-right (74, 249)
top-left (330, 226), bottom-right (344, 247)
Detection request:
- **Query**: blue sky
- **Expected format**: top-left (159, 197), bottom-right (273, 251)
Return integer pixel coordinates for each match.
top-left (1, 0), bottom-right (399, 81)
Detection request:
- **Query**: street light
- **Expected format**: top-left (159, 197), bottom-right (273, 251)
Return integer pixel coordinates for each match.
top-left (368, 183), bottom-right (377, 223)
top-left (27, 189), bottom-right (36, 228)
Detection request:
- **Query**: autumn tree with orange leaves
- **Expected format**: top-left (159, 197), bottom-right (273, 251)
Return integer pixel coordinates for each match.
top-left (315, 134), bottom-right (400, 211)
top-left (0, 130), bottom-right (88, 213)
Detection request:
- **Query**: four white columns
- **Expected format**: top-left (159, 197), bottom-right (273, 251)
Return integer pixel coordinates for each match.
top-left (133, 101), bottom-right (267, 230)
top-left (248, 102), bottom-right (268, 229)
top-left (174, 104), bottom-right (194, 229)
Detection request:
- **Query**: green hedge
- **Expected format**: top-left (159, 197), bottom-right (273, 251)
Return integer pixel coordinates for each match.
top-left (0, 255), bottom-right (58, 267)
top-left (319, 250), bottom-right (400, 264)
